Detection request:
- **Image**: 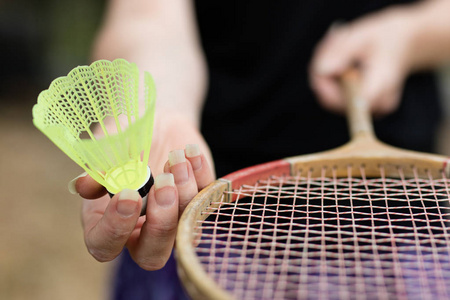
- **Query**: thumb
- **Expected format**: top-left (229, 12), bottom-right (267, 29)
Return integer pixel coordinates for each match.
top-left (68, 172), bottom-right (107, 199)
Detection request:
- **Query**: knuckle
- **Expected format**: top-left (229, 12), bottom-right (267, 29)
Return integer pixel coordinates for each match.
top-left (378, 96), bottom-right (398, 115)
top-left (104, 221), bottom-right (132, 241)
top-left (87, 246), bottom-right (117, 263)
top-left (84, 223), bottom-right (129, 263)
top-left (149, 219), bottom-right (178, 238)
top-left (179, 191), bottom-right (197, 206)
top-left (136, 256), bottom-right (167, 271)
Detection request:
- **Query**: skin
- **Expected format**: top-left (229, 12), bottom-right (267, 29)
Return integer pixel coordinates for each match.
top-left (73, 0), bottom-right (450, 270)
top-left (310, 0), bottom-right (450, 117)
top-left (79, 148), bottom-right (214, 269)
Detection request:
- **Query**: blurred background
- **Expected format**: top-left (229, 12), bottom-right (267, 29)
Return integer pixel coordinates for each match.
top-left (0, 1), bottom-right (449, 300)
top-left (0, 1), bottom-right (111, 299)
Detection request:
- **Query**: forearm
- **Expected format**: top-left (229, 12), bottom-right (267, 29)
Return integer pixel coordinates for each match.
top-left (404, 0), bottom-right (450, 72)
top-left (92, 0), bottom-right (207, 128)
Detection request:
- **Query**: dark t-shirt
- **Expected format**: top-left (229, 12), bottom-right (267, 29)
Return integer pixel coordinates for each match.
top-left (113, 1), bottom-right (442, 299)
top-left (196, 0), bottom-right (441, 177)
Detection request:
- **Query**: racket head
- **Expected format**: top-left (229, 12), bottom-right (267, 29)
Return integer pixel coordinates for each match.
top-left (176, 70), bottom-right (450, 299)
top-left (176, 139), bottom-right (450, 299)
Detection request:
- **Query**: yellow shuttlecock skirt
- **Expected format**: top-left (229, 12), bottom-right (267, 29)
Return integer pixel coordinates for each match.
top-left (33, 59), bottom-right (156, 194)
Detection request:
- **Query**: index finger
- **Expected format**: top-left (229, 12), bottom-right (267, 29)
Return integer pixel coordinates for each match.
top-left (82, 190), bottom-right (142, 262)
top-left (68, 172), bottom-right (107, 199)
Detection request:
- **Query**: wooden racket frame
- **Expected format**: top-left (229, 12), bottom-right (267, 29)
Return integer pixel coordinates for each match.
top-left (176, 70), bottom-right (450, 299)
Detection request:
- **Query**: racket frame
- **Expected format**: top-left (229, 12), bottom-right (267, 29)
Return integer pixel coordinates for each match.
top-left (176, 70), bottom-right (450, 299)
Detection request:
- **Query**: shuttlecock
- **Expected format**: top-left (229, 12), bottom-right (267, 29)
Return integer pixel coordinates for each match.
top-left (33, 59), bottom-right (156, 214)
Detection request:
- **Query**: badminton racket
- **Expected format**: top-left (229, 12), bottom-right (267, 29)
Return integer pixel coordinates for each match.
top-left (176, 70), bottom-right (450, 299)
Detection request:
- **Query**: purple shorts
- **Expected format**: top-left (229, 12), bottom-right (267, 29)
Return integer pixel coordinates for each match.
top-left (112, 249), bottom-right (189, 300)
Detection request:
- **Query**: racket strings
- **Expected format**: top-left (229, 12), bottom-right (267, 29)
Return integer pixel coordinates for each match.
top-left (195, 166), bottom-right (450, 299)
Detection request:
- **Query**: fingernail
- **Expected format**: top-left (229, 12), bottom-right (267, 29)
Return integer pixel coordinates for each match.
top-left (169, 149), bottom-right (189, 184)
top-left (68, 172), bottom-right (87, 194)
top-left (155, 173), bottom-right (176, 207)
top-left (117, 189), bottom-right (140, 217)
top-left (185, 144), bottom-right (202, 171)
top-left (155, 173), bottom-right (175, 189)
top-left (185, 144), bottom-right (201, 157)
top-left (168, 149), bottom-right (186, 166)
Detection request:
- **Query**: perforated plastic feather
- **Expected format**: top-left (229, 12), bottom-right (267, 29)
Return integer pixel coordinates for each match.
top-left (33, 59), bottom-right (156, 194)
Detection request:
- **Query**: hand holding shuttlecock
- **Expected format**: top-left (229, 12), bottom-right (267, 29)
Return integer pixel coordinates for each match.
top-left (33, 59), bottom-right (156, 215)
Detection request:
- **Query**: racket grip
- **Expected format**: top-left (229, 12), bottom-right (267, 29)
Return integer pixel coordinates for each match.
top-left (341, 69), bottom-right (375, 141)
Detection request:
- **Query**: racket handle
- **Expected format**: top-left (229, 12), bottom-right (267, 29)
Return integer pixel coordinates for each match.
top-left (341, 69), bottom-right (376, 141)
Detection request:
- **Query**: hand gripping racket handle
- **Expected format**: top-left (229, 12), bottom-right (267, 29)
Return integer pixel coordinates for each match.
top-left (341, 69), bottom-right (376, 141)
